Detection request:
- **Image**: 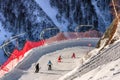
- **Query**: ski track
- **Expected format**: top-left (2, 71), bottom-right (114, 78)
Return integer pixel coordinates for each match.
top-left (19, 47), bottom-right (93, 80)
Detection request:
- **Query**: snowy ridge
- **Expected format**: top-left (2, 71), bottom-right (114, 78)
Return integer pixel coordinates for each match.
top-left (60, 41), bottom-right (120, 80)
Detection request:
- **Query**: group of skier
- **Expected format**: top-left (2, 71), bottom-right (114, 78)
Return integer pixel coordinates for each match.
top-left (35, 53), bottom-right (76, 73)
top-left (57, 53), bottom-right (76, 62)
top-left (35, 60), bottom-right (53, 73)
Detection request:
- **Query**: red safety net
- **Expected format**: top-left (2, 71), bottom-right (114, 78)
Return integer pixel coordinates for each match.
top-left (0, 40), bottom-right (45, 78)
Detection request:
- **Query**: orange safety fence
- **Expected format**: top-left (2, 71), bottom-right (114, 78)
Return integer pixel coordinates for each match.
top-left (0, 40), bottom-right (45, 78)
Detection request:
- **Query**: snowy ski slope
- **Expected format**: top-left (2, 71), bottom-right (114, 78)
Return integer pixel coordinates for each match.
top-left (2, 37), bottom-right (120, 80)
top-left (19, 46), bottom-right (92, 80)
top-left (60, 41), bottom-right (120, 80)
top-left (74, 57), bottom-right (120, 80)
top-left (1, 38), bottom-right (99, 80)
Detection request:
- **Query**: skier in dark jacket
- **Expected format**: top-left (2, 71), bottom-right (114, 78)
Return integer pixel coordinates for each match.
top-left (35, 63), bottom-right (40, 73)
top-left (47, 60), bottom-right (52, 70)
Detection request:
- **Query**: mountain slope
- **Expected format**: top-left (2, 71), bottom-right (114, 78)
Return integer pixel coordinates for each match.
top-left (0, 0), bottom-right (112, 42)
top-left (0, 0), bottom-right (58, 41)
top-left (0, 0), bottom-right (59, 57)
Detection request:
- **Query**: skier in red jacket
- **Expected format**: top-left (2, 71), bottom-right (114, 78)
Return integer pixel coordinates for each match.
top-left (58, 55), bottom-right (62, 62)
top-left (71, 53), bottom-right (76, 58)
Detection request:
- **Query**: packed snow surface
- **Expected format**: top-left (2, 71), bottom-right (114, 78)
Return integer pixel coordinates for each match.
top-left (74, 57), bottom-right (120, 80)
top-left (1, 38), bottom-right (99, 80)
top-left (19, 46), bottom-right (93, 80)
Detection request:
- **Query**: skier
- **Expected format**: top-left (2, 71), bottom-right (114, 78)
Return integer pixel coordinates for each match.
top-left (47, 60), bottom-right (52, 70)
top-left (57, 55), bottom-right (62, 62)
top-left (35, 63), bottom-right (40, 73)
top-left (71, 53), bottom-right (76, 58)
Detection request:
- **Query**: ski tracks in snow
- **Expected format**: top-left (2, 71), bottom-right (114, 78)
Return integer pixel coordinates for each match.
top-left (18, 47), bottom-right (92, 80)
